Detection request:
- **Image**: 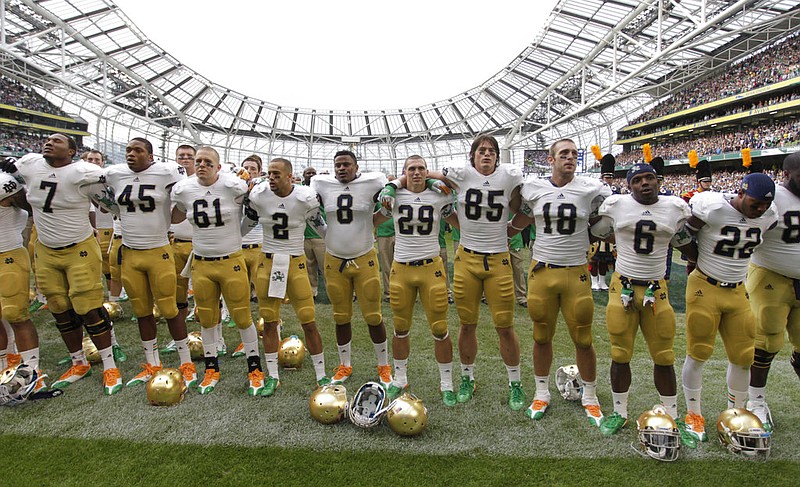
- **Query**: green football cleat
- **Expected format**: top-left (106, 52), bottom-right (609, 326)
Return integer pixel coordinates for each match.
top-left (386, 383), bottom-right (408, 401)
top-left (457, 376), bottom-right (475, 403)
top-left (675, 420), bottom-right (698, 449)
top-left (316, 376), bottom-right (331, 387)
top-left (508, 381), bottom-right (526, 411)
top-left (525, 399), bottom-right (549, 420)
top-left (261, 376), bottom-right (280, 397)
top-left (112, 344), bottom-right (128, 362)
top-left (28, 299), bottom-right (46, 313)
top-left (599, 411), bottom-right (628, 435)
top-left (441, 389), bottom-right (457, 407)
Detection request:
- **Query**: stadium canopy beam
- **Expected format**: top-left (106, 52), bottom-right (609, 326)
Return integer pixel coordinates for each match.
top-left (505, 0), bottom-right (754, 150)
top-left (19, 0), bottom-right (200, 141)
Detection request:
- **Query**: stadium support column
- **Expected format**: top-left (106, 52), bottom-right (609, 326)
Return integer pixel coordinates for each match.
top-left (501, 148), bottom-right (511, 165)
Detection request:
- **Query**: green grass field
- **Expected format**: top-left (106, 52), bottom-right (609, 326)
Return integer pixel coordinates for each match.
top-left (3, 244), bottom-right (799, 485)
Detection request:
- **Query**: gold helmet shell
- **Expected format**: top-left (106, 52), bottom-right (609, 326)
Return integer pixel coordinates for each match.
top-left (717, 408), bottom-right (771, 457)
top-left (103, 301), bottom-right (123, 320)
top-left (256, 317), bottom-right (265, 335)
top-left (636, 405), bottom-right (680, 461)
top-left (28, 289), bottom-right (36, 303)
top-left (152, 305), bottom-right (163, 321)
top-left (82, 336), bottom-right (101, 364)
top-left (187, 331), bottom-right (204, 360)
top-left (278, 335), bottom-right (305, 369)
top-left (146, 368), bottom-right (187, 406)
top-left (309, 384), bottom-right (348, 424)
top-left (386, 392), bottom-right (428, 436)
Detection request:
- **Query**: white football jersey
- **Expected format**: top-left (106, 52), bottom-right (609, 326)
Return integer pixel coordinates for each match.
top-left (94, 203), bottom-right (115, 228)
top-left (442, 163), bottom-right (522, 253)
top-left (0, 187), bottom-right (28, 252)
top-left (523, 175), bottom-right (611, 266)
top-left (15, 154), bottom-right (104, 248)
top-left (248, 183), bottom-right (319, 255)
top-left (105, 162), bottom-right (186, 250)
top-left (312, 172), bottom-right (387, 259)
top-left (112, 215), bottom-right (122, 236)
top-left (171, 172), bottom-right (247, 257)
top-left (691, 191), bottom-right (778, 283)
top-left (751, 184), bottom-right (800, 279)
top-left (597, 194), bottom-right (691, 280)
top-left (241, 222), bottom-right (263, 245)
top-left (392, 189), bottom-right (453, 262)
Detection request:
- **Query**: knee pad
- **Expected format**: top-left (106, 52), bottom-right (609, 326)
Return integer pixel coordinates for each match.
top-left (492, 309), bottom-right (514, 329)
top-left (232, 306), bottom-right (253, 329)
top-left (652, 349), bottom-right (675, 367)
top-left (430, 319), bottom-right (448, 338)
top-left (296, 303), bottom-right (315, 325)
top-left (195, 306), bottom-right (220, 328)
top-left (532, 322), bottom-right (555, 345)
top-left (610, 345), bottom-right (632, 364)
top-left (364, 311), bottom-right (383, 327)
top-left (570, 323), bottom-right (593, 348)
top-left (752, 348), bottom-right (777, 370)
top-left (729, 343), bottom-right (755, 368)
top-left (156, 299), bottom-right (179, 321)
top-left (55, 318), bottom-right (81, 333)
top-left (85, 313), bottom-right (112, 337)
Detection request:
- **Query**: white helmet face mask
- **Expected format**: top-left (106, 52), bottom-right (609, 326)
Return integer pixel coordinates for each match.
top-left (0, 364), bottom-right (39, 406)
top-left (348, 382), bottom-right (389, 428)
top-left (555, 364), bottom-right (583, 401)
top-left (635, 405), bottom-right (680, 461)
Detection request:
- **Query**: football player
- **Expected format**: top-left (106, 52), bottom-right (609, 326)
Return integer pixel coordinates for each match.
top-left (680, 172), bottom-right (778, 442)
top-left (171, 146), bottom-right (264, 396)
top-left (85, 150), bottom-right (127, 362)
top-left (509, 138), bottom-right (611, 426)
top-left (419, 134), bottom-right (526, 410)
top-left (0, 170), bottom-right (46, 391)
top-left (746, 153), bottom-right (800, 431)
top-left (302, 167), bottom-right (326, 299)
top-left (103, 138), bottom-right (197, 388)
top-left (374, 155), bottom-right (457, 406)
top-left (170, 144), bottom-right (197, 327)
top-left (245, 157), bottom-right (330, 395)
top-left (311, 150), bottom-right (392, 388)
top-left (589, 164), bottom-right (693, 438)
top-left (0, 134), bottom-right (122, 395)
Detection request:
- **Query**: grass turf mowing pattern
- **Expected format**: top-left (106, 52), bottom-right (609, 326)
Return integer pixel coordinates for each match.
top-left (2, 434), bottom-right (797, 486)
top-left (5, 244), bottom-right (800, 464)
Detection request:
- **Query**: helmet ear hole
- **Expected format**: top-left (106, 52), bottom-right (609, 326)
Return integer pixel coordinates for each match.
top-left (386, 392), bottom-right (428, 437)
top-left (309, 385), bottom-right (348, 424)
top-left (146, 368), bottom-right (187, 406)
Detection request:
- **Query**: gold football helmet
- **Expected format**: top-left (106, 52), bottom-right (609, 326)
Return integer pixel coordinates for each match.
top-left (636, 405), bottom-right (680, 461)
top-left (28, 289), bottom-right (36, 303)
top-left (187, 331), bottom-right (204, 360)
top-left (152, 305), bottom-right (163, 321)
top-left (386, 392), bottom-right (428, 437)
top-left (0, 364), bottom-right (40, 406)
top-left (278, 335), bottom-right (305, 369)
top-left (256, 317), bottom-right (265, 335)
top-left (146, 368), bottom-right (187, 406)
top-left (103, 302), bottom-right (123, 320)
top-left (717, 408), bottom-right (771, 458)
top-left (82, 336), bottom-right (101, 364)
top-left (309, 384), bottom-right (348, 424)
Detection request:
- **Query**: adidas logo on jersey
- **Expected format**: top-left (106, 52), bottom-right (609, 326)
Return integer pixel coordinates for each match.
top-left (557, 193), bottom-right (565, 199)
top-left (642, 210), bottom-right (651, 216)
top-left (739, 218), bottom-right (747, 223)
top-left (343, 186), bottom-right (351, 191)
top-left (133, 177), bottom-right (140, 182)
top-left (278, 203), bottom-right (285, 209)
top-left (694, 289), bottom-right (703, 297)
top-left (414, 197), bottom-right (421, 202)
top-left (765, 283), bottom-right (774, 290)
top-left (483, 181), bottom-right (490, 186)
top-left (205, 191), bottom-right (212, 196)
top-left (48, 173), bottom-right (56, 178)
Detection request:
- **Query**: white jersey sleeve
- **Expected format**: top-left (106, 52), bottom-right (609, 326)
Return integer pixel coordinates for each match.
top-left (0, 204), bottom-right (28, 253)
top-left (171, 172), bottom-right (246, 257)
top-left (16, 155), bottom-right (102, 247)
top-left (105, 162), bottom-right (186, 250)
top-left (249, 183), bottom-right (317, 255)
top-left (691, 191), bottom-right (778, 282)
top-left (392, 189), bottom-right (451, 262)
top-left (600, 194), bottom-right (691, 280)
top-left (312, 172), bottom-right (387, 259)
top-left (524, 176), bottom-right (611, 266)
top-left (751, 185), bottom-right (800, 279)
top-left (442, 163), bottom-right (522, 253)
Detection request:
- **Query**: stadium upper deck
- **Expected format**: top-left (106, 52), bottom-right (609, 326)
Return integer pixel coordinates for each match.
top-left (1, 0), bottom-right (799, 170)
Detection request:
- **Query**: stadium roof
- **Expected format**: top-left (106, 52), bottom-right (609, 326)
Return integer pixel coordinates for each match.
top-left (2, 0), bottom-right (800, 166)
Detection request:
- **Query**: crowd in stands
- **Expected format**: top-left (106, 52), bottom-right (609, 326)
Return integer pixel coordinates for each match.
top-left (1, 76), bottom-right (68, 117)
top-left (630, 34), bottom-right (800, 125)
top-left (615, 118), bottom-right (800, 166)
top-left (602, 168), bottom-right (783, 196)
